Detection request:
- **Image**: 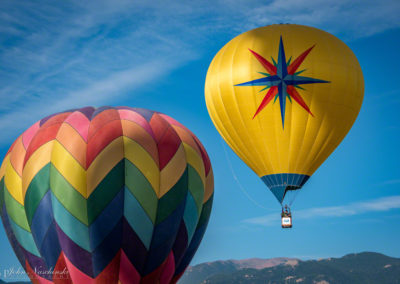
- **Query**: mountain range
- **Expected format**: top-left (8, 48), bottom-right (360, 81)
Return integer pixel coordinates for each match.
top-left (178, 252), bottom-right (400, 284)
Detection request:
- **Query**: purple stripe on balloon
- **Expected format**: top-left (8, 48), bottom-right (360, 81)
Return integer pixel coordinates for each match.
top-left (121, 217), bottom-right (148, 276)
top-left (20, 245), bottom-right (53, 280)
top-left (54, 222), bottom-right (94, 277)
top-left (131, 108), bottom-right (156, 122)
top-left (78, 107), bottom-right (96, 120)
top-left (174, 223), bottom-right (208, 276)
top-left (144, 199), bottom-right (186, 275)
top-left (172, 221), bottom-right (188, 269)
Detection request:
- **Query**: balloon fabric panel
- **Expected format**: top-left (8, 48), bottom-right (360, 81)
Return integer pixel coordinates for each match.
top-left (0, 106), bottom-right (214, 284)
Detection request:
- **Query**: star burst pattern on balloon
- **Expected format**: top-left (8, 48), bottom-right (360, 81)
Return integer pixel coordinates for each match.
top-left (235, 36), bottom-right (329, 128)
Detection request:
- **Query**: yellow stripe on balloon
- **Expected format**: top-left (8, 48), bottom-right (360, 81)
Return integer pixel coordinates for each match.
top-left (56, 123), bottom-right (87, 168)
top-left (159, 144), bottom-right (186, 198)
top-left (170, 126), bottom-right (201, 157)
top-left (22, 142), bottom-right (54, 198)
top-left (123, 136), bottom-right (160, 196)
top-left (4, 158), bottom-right (23, 205)
top-left (182, 143), bottom-right (205, 187)
top-left (87, 137), bottom-right (124, 197)
top-left (51, 141), bottom-right (87, 198)
top-left (121, 120), bottom-right (159, 166)
top-left (0, 154), bottom-right (10, 180)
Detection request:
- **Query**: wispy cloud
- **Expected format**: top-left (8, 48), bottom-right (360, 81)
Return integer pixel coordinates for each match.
top-left (244, 196), bottom-right (400, 226)
top-left (237, 0), bottom-right (400, 39)
top-left (0, 0), bottom-right (399, 145)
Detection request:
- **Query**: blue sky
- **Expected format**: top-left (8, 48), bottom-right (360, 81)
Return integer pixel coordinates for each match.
top-left (0, 0), bottom-right (400, 280)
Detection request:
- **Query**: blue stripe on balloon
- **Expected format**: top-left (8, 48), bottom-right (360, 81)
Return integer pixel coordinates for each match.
top-left (89, 187), bottom-right (124, 250)
top-left (51, 193), bottom-right (91, 252)
top-left (7, 214), bottom-right (40, 257)
top-left (124, 187), bottom-right (154, 250)
top-left (30, 190), bottom-right (53, 248)
top-left (183, 192), bottom-right (199, 244)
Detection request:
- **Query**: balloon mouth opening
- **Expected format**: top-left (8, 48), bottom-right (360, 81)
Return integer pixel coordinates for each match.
top-left (261, 173), bottom-right (310, 204)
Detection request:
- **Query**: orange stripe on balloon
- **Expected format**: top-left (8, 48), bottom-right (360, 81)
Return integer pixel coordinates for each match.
top-left (56, 123), bottom-right (87, 168)
top-left (118, 109), bottom-right (155, 139)
top-left (120, 119), bottom-right (159, 167)
top-left (10, 136), bottom-right (25, 176)
top-left (169, 126), bottom-right (201, 157)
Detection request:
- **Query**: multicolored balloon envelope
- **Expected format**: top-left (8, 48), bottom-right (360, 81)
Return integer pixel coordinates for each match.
top-left (0, 107), bottom-right (213, 284)
top-left (205, 24), bottom-right (364, 206)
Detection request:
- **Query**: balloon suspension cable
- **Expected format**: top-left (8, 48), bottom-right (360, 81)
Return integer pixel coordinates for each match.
top-left (220, 138), bottom-right (271, 210)
top-left (289, 189), bottom-right (301, 207)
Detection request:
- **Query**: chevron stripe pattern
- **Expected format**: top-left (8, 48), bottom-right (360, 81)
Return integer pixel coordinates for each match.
top-left (0, 106), bottom-right (214, 284)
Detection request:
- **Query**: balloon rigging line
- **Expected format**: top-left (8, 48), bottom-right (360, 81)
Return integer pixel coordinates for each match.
top-left (220, 138), bottom-right (272, 211)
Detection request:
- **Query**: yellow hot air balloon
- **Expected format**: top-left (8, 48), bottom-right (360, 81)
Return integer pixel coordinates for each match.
top-left (205, 24), bottom-right (363, 222)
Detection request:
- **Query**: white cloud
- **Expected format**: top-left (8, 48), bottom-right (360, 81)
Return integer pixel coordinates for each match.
top-left (236, 0), bottom-right (400, 39)
top-left (0, 0), bottom-right (399, 145)
top-left (244, 196), bottom-right (400, 226)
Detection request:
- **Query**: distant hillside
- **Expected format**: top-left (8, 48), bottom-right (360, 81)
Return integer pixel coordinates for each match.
top-left (179, 252), bottom-right (400, 284)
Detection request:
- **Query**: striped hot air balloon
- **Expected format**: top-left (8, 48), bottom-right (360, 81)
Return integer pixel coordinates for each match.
top-left (0, 106), bottom-right (214, 284)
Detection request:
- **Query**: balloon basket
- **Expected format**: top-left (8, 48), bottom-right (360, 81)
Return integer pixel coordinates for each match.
top-left (281, 216), bottom-right (292, 228)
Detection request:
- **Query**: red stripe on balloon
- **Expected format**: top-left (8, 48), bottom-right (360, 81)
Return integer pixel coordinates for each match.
top-left (249, 49), bottom-right (277, 75)
top-left (150, 114), bottom-right (182, 170)
top-left (86, 120), bottom-right (123, 168)
top-left (287, 86), bottom-right (314, 116)
top-left (287, 45), bottom-right (315, 74)
top-left (253, 86), bottom-right (278, 119)
top-left (24, 122), bottom-right (64, 167)
top-left (159, 252), bottom-right (176, 284)
top-left (119, 250), bottom-right (141, 284)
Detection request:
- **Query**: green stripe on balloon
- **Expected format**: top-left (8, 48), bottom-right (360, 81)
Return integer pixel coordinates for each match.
top-left (125, 159), bottom-right (158, 224)
top-left (50, 164), bottom-right (88, 225)
top-left (87, 160), bottom-right (125, 225)
top-left (25, 164), bottom-right (50, 226)
top-left (187, 165), bottom-right (205, 216)
top-left (4, 188), bottom-right (30, 232)
top-left (155, 168), bottom-right (188, 225)
top-left (7, 214), bottom-right (40, 257)
top-left (198, 195), bottom-right (213, 228)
